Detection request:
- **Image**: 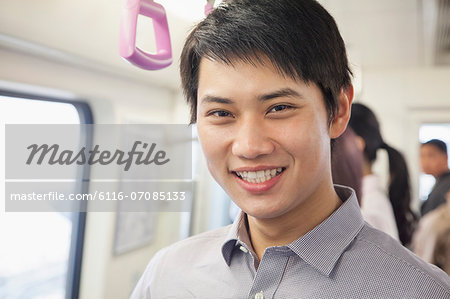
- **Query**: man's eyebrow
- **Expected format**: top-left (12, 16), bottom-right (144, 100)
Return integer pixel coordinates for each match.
top-left (200, 96), bottom-right (234, 104)
top-left (258, 88), bottom-right (303, 102)
top-left (200, 88), bottom-right (303, 104)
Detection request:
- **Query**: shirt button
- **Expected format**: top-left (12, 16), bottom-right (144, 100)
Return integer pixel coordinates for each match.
top-left (254, 291), bottom-right (264, 299)
top-left (239, 245), bottom-right (248, 253)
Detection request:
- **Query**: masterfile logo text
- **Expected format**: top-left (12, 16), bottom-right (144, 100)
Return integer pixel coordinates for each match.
top-left (6, 124), bottom-right (192, 180)
top-left (26, 141), bottom-right (170, 171)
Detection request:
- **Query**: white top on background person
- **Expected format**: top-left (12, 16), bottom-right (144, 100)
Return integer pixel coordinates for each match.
top-left (413, 190), bottom-right (450, 274)
top-left (361, 174), bottom-right (399, 240)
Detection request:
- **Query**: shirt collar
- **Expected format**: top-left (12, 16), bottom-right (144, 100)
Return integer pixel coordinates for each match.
top-left (221, 185), bottom-right (364, 277)
top-left (221, 210), bottom-right (250, 265)
top-left (438, 171), bottom-right (450, 180)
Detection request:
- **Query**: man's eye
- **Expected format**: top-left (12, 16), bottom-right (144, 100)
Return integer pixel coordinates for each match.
top-left (209, 110), bottom-right (232, 117)
top-left (269, 105), bottom-right (292, 112)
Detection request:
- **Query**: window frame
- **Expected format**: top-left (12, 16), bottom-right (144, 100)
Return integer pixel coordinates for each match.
top-left (0, 88), bottom-right (93, 299)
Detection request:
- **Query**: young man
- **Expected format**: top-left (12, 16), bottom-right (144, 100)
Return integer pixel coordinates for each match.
top-left (131, 1), bottom-right (450, 298)
top-left (421, 139), bottom-right (450, 216)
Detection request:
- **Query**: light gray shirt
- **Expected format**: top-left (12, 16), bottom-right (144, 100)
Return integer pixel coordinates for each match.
top-left (131, 186), bottom-right (450, 299)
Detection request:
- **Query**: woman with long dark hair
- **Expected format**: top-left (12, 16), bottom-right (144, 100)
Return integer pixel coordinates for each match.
top-left (348, 103), bottom-right (418, 246)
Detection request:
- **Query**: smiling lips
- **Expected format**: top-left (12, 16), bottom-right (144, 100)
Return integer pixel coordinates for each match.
top-left (232, 167), bottom-right (286, 193)
top-left (234, 167), bottom-right (284, 183)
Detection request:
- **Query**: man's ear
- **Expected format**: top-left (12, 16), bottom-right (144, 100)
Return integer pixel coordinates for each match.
top-left (330, 84), bottom-right (354, 139)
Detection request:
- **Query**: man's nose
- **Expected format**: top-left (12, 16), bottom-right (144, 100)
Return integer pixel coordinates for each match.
top-left (231, 117), bottom-right (275, 159)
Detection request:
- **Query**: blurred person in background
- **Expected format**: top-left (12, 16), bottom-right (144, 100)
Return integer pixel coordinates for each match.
top-left (348, 103), bottom-right (417, 246)
top-left (420, 139), bottom-right (450, 216)
top-left (336, 117), bottom-right (398, 241)
top-left (413, 190), bottom-right (450, 275)
top-left (331, 127), bottom-right (363, 204)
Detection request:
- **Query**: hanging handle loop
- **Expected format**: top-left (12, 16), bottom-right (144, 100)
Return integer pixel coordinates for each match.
top-left (205, 0), bottom-right (215, 16)
top-left (119, 0), bottom-right (172, 70)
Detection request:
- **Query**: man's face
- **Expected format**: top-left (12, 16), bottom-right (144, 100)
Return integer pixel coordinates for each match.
top-left (420, 144), bottom-right (448, 177)
top-left (196, 57), bottom-right (345, 220)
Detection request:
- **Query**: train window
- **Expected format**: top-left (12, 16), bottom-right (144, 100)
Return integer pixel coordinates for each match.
top-left (0, 92), bottom-right (92, 299)
top-left (418, 123), bottom-right (450, 202)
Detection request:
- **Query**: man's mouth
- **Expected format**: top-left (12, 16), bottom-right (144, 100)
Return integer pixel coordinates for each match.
top-left (233, 167), bottom-right (286, 183)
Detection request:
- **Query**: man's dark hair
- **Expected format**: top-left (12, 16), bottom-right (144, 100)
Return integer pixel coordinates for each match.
top-left (422, 139), bottom-right (448, 155)
top-left (180, 0), bottom-right (352, 124)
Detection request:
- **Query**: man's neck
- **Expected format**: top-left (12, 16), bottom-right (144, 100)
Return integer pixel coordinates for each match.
top-left (247, 180), bottom-right (342, 261)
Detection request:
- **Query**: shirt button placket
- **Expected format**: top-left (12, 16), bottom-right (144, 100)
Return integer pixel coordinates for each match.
top-left (248, 249), bottom-right (290, 299)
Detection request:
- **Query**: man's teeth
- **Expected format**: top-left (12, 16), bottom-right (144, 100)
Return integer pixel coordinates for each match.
top-left (235, 168), bottom-right (284, 183)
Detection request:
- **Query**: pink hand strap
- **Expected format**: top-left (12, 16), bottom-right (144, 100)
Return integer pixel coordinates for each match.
top-left (119, 0), bottom-right (172, 70)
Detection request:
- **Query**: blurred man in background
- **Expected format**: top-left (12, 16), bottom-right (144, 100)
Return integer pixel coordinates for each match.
top-left (420, 139), bottom-right (450, 216)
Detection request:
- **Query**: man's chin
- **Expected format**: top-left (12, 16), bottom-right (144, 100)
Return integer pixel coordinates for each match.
top-left (242, 206), bottom-right (288, 221)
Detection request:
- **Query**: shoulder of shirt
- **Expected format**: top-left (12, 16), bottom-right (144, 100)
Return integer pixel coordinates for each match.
top-left (130, 224), bottom-right (234, 298)
top-left (170, 224), bottom-right (232, 248)
top-left (355, 224), bottom-right (450, 293)
top-left (150, 224), bottom-right (232, 262)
